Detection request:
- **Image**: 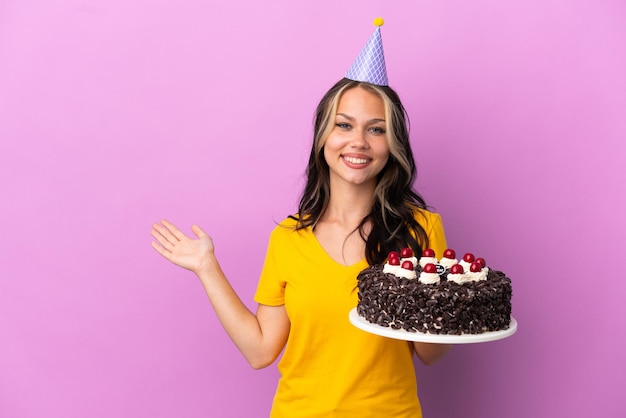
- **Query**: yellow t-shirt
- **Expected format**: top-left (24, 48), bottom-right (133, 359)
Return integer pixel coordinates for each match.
top-left (254, 210), bottom-right (447, 418)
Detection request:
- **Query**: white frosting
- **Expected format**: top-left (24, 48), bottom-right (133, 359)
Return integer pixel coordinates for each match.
top-left (439, 257), bottom-right (458, 268)
top-left (395, 267), bottom-right (417, 280)
top-left (466, 267), bottom-right (489, 282)
top-left (459, 260), bottom-right (473, 271)
top-left (383, 262), bottom-right (416, 279)
top-left (447, 272), bottom-right (469, 284)
top-left (383, 264), bottom-right (402, 275)
top-left (418, 272), bottom-right (440, 284)
top-left (401, 256), bottom-right (418, 266)
top-left (419, 256), bottom-right (438, 268)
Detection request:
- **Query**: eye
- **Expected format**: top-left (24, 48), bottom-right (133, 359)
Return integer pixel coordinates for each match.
top-left (369, 126), bottom-right (386, 135)
top-left (336, 122), bottom-right (351, 130)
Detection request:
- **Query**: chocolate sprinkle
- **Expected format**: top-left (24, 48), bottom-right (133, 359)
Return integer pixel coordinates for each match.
top-left (356, 265), bottom-right (513, 335)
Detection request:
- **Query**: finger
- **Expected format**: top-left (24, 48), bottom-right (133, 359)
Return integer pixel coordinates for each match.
top-left (153, 221), bottom-right (182, 244)
top-left (160, 219), bottom-right (187, 241)
top-left (191, 224), bottom-right (208, 239)
top-left (151, 240), bottom-right (172, 258)
top-left (150, 227), bottom-right (175, 250)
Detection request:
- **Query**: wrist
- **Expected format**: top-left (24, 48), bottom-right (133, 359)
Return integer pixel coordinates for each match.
top-left (195, 253), bottom-right (221, 281)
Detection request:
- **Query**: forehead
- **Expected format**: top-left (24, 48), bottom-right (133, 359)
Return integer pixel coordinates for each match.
top-left (336, 86), bottom-right (385, 118)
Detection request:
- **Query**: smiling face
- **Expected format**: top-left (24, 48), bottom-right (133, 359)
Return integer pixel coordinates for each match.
top-left (322, 86), bottom-right (390, 190)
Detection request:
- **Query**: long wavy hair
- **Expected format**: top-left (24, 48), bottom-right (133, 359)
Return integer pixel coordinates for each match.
top-left (292, 78), bottom-right (429, 265)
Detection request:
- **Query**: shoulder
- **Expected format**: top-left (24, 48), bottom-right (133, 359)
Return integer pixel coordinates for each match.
top-left (410, 207), bottom-right (447, 253)
top-left (274, 216), bottom-right (299, 229)
top-left (264, 216), bottom-right (316, 257)
top-left (410, 206), bottom-right (443, 228)
top-left (268, 215), bottom-right (309, 241)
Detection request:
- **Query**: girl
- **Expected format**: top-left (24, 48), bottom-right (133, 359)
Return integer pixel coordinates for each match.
top-left (151, 20), bottom-right (450, 417)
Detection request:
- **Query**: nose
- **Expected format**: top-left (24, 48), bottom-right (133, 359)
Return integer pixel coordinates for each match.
top-left (349, 129), bottom-right (370, 149)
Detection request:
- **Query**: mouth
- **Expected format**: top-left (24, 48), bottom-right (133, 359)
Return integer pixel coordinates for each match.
top-left (342, 155), bottom-right (371, 165)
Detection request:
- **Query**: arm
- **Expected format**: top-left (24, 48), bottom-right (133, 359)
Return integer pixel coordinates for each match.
top-left (151, 220), bottom-right (290, 369)
top-left (412, 342), bottom-right (451, 366)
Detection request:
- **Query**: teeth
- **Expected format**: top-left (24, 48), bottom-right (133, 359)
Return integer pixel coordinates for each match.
top-left (344, 156), bottom-right (369, 164)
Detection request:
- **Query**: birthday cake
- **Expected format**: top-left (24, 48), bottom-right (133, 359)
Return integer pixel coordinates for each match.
top-left (356, 248), bottom-right (512, 335)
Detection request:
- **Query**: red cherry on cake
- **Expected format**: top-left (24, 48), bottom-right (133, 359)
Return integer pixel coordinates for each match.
top-left (388, 257), bottom-right (400, 266)
top-left (443, 249), bottom-right (456, 259)
top-left (388, 251), bottom-right (400, 260)
top-left (450, 264), bottom-right (464, 274)
top-left (401, 260), bottom-right (414, 270)
top-left (462, 253), bottom-right (475, 263)
top-left (475, 257), bottom-right (486, 268)
top-left (469, 262), bottom-right (482, 273)
top-left (422, 248), bottom-right (436, 258)
top-left (423, 263), bottom-right (438, 274)
top-left (400, 248), bottom-right (413, 258)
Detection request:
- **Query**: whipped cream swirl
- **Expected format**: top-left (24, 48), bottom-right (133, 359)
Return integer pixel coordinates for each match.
top-left (466, 267), bottom-right (489, 282)
top-left (459, 260), bottom-right (473, 271)
top-left (447, 272), bottom-right (469, 284)
top-left (439, 257), bottom-right (458, 269)
top-left (418, 256), bottom-right (438, 268)
top-left (418, 271), bottom-right (440, 284)
top-left (383, 261), bottom-right (417, 280)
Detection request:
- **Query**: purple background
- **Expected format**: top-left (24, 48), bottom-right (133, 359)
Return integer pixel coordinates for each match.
top-left (1, 1), bottom-right (624, 417)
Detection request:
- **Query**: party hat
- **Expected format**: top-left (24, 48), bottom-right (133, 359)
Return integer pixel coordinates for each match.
top-left (345, 17), bottom-right (388, 86)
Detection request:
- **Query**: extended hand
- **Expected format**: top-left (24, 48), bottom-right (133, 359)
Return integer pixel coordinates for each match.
top-left (151, 220), bottom-right (214, 274)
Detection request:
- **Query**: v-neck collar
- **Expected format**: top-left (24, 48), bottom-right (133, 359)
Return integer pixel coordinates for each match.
top-left (308, 227), bottom-right (369, 270)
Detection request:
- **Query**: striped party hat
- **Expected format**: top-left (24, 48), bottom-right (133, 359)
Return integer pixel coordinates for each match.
top-left (345, 18), bottom-right (388, 86)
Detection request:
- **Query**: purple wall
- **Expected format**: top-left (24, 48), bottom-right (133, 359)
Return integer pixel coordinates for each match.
top-left (1, 1), bottom-right (624, 417)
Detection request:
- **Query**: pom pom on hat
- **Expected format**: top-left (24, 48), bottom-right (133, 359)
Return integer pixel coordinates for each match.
top-left (345, 18), bottom-right (388, 86)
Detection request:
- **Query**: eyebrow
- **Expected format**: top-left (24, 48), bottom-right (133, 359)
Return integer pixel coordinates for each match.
top-left (336, 113), bottom-right (386, 124)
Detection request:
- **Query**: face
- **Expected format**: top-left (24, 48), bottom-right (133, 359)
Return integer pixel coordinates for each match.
top-left (323, 86), bottom-right (390, 190)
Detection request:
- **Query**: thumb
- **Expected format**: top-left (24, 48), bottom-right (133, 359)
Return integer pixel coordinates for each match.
top-left (191, 224), bottom-right (208, 239)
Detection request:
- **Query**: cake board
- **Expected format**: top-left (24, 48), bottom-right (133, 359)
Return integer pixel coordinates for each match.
top-left (349, 308), bottom-right (517, 344)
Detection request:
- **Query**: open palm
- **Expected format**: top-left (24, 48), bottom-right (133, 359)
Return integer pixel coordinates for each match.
top-left (151, 220), bottom-right (214, 274)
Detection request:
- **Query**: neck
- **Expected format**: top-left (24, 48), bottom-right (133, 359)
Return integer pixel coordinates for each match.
top-left (323, 178), bottom-right (376, 225)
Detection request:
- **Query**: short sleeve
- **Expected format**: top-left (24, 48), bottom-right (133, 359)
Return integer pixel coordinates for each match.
top-left (424, 212), bottom-right (448, 258)
top-left (253, 227), bottom-right (287, 306)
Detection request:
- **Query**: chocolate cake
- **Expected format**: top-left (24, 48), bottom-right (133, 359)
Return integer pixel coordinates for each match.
top-left (356, 249), bottom-right (512, 335)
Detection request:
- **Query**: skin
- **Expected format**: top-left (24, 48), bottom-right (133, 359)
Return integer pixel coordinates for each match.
top-left (315, 87), bottom-right (390, 266)
top-left (150, 86), bottom-right (449, 369)
top-left (323, 87), bottom-right (390, 195)
top-left (151, 220), bottom-right (290, 369)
